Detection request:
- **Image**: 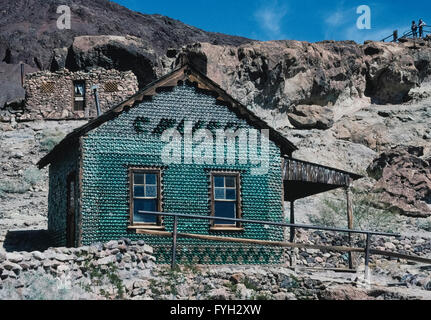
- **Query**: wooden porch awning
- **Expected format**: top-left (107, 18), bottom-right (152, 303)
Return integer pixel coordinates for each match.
top-left (283, 158), bottom-right (363, 202)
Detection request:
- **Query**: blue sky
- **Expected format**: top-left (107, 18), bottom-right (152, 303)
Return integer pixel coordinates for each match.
top-left (113, 0), bottom-right (430, 43)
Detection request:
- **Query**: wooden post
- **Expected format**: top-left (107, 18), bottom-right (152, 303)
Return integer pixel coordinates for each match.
top-left (289, 200), bottom-right (297, 269)
top-left (364, 233), bottom-right (371, 281)
top-left (290, 201), bottom-right (295, 242)
top-left (345, 183), bottom-right (354, 269)
top-left (393, 30), bottom-right (398, 42)
top-left (171, 215), bottom-right (178, 269)
top-left (20, 63), bottom-right (24, 87)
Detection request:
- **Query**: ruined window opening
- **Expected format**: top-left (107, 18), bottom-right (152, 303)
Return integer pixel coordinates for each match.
top-left (40, 82), bottom-right (55, 93)
top-left (73, 80), bottom-right (86, 111)
top-left (104, 82), bottom-right (119, 92)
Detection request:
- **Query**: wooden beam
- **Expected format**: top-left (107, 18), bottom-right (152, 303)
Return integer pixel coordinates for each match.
top-left (136, 228), bottom-right (365, 253)
top-left (290, 201), bottom-right (295, 243)
top-left (135, 229), bottom-right (431, 265)
top-left (370, 249), bottom-right (431, 264)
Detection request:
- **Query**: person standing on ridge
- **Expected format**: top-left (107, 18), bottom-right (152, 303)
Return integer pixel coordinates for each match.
top-left (412, 21), bottom-right (418, 38)
top-left (419, 19), bottom-right (427, 38)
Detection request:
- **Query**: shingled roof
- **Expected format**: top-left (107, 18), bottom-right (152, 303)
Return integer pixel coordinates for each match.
top-left (38, 63), bottom-right (298, 169)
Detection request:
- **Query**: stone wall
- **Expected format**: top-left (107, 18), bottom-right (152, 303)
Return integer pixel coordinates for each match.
top-left (0, 239), bottom-right (156, 299)
top-left (288, 229), bottom-right (431, 269)
top-left (22, 68), bottom-right (139, 121)
top-left (1, 237), bottom-right (430, 300)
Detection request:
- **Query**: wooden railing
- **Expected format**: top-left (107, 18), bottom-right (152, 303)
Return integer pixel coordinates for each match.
top-left (133, 211), bottom-right (430, 280)
top-left (381, 26), bottom-right (431, 42)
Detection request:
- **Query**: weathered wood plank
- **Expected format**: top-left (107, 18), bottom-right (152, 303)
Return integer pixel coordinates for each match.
top-left (283, 158), bottom-right (355, 186)
top-left (136, 229), bottom-right (431, 265)
top-left (136, 229), bottom-right (365, 253)
top-left (370, 249), bottom-right (431, 264)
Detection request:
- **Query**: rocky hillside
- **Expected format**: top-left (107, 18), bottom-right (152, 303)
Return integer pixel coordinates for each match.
top-left (0, 0), bottom-right (251, 107)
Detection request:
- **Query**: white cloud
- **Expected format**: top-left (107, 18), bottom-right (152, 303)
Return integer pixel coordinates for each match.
top-left (325, 9), bottom-right (349, 27)
top-left (254, 1), bottom-right (288, 40)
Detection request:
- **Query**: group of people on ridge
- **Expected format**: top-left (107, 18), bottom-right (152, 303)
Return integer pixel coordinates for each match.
top-left (411, 19), bottom-right (427, 38)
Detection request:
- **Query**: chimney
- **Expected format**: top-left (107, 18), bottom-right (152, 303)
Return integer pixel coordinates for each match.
top-left (20, 62), bottom-right (24, 87)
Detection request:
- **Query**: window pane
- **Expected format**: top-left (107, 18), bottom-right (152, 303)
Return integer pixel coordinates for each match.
top-left (134, 173), bottom-right (145, 185)
top-left (225, 176), bottom-right (236, 188)
top-left (134, 199), bottom-right (158, 223)
top-left (214, 201), bottom-right (236, 225)
top-left (214, 176), bottom-right (224, 188)
top-left (226, 188), bottom-right (236, 200)
top-left (145, 185), bottom-right (157, 198)
top-left (214, 188), bottom-right (225, 200)
top-left (134, 186), bottom-right (146, 197)
top-left (74, 83), bottom-right (85, 96)
top-left (146, 174), bottom-right (157, 185)
top-left (73, 100), bottom-right (85, 111)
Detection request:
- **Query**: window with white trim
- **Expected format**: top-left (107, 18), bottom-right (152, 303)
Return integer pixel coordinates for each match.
top-left (211, 173), bottom-right (241, 228)
top-left (130, 169), bottom-right (162, 226)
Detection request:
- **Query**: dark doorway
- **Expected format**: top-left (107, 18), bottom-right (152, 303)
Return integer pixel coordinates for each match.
top-left (66, 172), bottom-right (76, 247)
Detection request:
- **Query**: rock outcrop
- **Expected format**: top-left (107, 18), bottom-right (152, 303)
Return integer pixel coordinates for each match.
top-left (0, 0), bottom-right (251, 110)
top-left (176, 40), bottom-right (431, 118)
top-left (58, 35), bottom-right (159, 87)
top-left (287, 105), bottom-right (334, 129)
top-left (368, 146), bottom-right (431, 217)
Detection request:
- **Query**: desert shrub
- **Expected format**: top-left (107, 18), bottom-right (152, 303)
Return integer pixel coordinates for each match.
top-left (39, 129), bottom-right (66, 152)
top-left (0, 271), bottom-right (92, 300)
top-left (308, 190), bottom-right (399, 233)
top-left (416, 218), bottom-right (431, 232)
top-left (0, 179), bottom-right (30, 194)
top-left (22, 167), bottom-right (43, 186)
top-left (82, 260), bottom-right (125, 299)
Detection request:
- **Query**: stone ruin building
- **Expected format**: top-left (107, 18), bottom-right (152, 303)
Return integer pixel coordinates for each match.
top-left (19, 67), bottom-right (139, 121)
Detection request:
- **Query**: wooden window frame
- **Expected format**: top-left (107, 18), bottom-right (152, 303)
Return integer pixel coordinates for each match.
top-left (72, 80), bottom-right (86, 112)
top-left (128, 167), bottom-right (165, 230)
top-left (209, 171), bottom-right (243, 232)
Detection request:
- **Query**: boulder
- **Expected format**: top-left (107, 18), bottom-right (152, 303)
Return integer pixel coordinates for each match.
top-left (274, 292), bottom-right (297, 300)
top-left (32, 251), bottom-right (45, 261)
top-left (2, 261), bottom-right (22, 272)
top-left (97, 255), bottom-right (116, 266)
top-left (6, 252), bottom-right (23, 263)
top-left (288, 105), bottom-right (334, 130)
top-left (322, 285), bottom-right (371, 300)
top-left (229, 273), bottom-right (244, 284)
top-left (364, 42), bottom-right (420, 104)
top-left (61, 35), bottom-right (158, 87)
top-left (367, 146), bottom-right (431, 217)
top-left (208, 288), bottom-right (230, 300)
top-left (1, 269), bottom-right (17, 280)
